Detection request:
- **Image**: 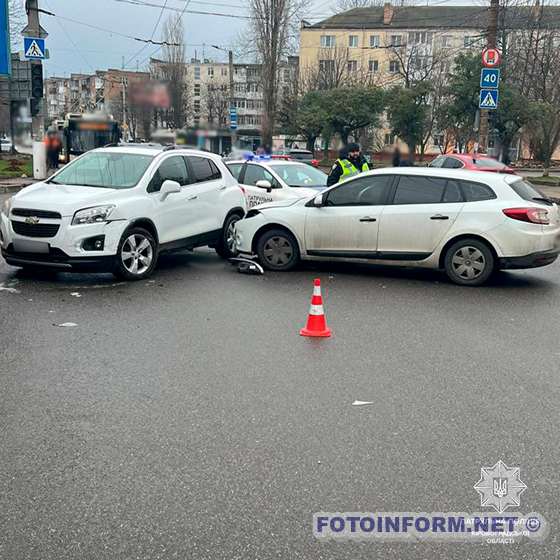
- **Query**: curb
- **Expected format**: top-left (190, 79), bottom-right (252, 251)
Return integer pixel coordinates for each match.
top-left (0, 185), bottom-right (25, 194)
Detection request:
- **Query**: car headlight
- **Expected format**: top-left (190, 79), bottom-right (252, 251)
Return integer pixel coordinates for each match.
top-left (72, 205), bottom-right (115, 225)
top-left (1, 197), bottom-right (12, 217)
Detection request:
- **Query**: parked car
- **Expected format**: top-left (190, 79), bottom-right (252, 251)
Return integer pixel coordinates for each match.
top-left (1, 145), bottom-right (246, 279)
top-left (234, 167), bottom-right (560, 286)
top-left (430, 154), bottom-right (516, 174)
top-left (226, 159), bottom-right (328, 208)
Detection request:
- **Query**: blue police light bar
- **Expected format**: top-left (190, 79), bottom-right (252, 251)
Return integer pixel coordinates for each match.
top-left (0, 0), bottom-right (11, 76)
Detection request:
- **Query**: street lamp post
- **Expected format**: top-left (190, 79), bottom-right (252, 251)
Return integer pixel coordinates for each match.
top-left (211, 44), bottom-right (237, 151)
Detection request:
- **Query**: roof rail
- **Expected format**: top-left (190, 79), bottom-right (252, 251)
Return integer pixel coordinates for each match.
top-left (103, 142), bottom-right (119, 148)
top-left (163, 144), bottom-right (178, 151)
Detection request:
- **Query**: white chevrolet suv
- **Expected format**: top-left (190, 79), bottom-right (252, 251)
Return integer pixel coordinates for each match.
top-left (234, 167), bottom-right (560, 286)
top-left (1, 145), bottom-right (246, 279)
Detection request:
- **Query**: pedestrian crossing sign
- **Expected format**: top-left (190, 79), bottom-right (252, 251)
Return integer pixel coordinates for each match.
top-left (479, 89), bottom-right (499, 110)
top-left (24, 37), bottom-right (46, 60)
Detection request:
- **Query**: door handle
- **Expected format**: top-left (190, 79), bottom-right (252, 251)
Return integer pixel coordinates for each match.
top-left (218, 185), bottom-right (227, 191)
top-left (359, 217), bottom-right (377, 222)
top-left (187, 195), bottom-right (198, 201)
top-left (430, 214), bottom-right (449, 220)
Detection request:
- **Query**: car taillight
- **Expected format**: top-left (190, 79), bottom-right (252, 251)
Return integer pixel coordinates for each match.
top-left (503, 207), bottom-right (550, 224)
top-left (238, 185), bottom-right (246, 195)
top-left (311, 159), bottom-right (319, 167)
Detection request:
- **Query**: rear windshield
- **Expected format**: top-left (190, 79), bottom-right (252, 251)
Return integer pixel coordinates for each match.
top-left (290, 151), bottom-right (313, 160)
top-left (509, 179), bottom-right (551, 204)
top-left (472, 157), bottom-right (505, 169)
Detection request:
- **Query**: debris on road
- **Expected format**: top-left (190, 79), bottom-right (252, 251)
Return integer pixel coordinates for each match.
top-left (70, 292), bottom-right (82, 298)
top-left (0, 284), bottom-right (20, 294)
top-left (352, 400), bottom-right (374, 406)
top-left (229, 257), bottom-right (264, 275)
top-left (55, 322), bottom-right (78, 328)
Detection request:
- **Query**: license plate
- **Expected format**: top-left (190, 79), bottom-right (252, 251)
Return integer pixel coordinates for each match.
top-left (13, 239), bottom-right (49, 253)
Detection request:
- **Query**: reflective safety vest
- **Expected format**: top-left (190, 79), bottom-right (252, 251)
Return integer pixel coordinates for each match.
top-left (337, 158), bottom-right (369, 183)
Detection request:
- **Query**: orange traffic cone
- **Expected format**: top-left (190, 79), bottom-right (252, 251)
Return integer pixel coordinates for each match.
top-left (300, 278), bottom-right (332, 337)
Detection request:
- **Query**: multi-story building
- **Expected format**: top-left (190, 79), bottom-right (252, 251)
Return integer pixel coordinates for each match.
top-left (150, 56), bottom-right (298, 151)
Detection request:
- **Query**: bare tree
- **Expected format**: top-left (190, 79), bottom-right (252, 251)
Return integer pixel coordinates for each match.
top-left (206, 83), bottom-right (229, 128)
top-left (159, 14), bottom-right (188, 129)
top-left (9, 0), bottom-right (25, 51)
top-left (248, 0), bottom-right (304, 149)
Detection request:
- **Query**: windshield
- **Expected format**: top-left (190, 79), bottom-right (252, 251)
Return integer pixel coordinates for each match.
top-left (271, 163), bottom-right (328, 188)
top-left (509, 179), bottom-right (550, 203)
top-left (50, 152), bottom-right (154, 189)
top-left (472, 157), bottom-right (505, 169)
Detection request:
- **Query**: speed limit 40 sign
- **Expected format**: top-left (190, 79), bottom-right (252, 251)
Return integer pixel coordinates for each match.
top-left (482, 47), bottom-right (501, 67)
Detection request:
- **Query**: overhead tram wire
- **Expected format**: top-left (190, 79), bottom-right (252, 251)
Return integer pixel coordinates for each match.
top-left (123, 0), bottom-right (170, 69)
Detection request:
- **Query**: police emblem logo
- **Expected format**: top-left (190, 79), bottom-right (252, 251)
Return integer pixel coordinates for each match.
top-left (474, 460), bottom-right (527, 513)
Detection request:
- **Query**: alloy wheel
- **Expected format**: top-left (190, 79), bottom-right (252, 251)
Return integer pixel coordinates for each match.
top-left (121, 234), bottom-right (153, 275)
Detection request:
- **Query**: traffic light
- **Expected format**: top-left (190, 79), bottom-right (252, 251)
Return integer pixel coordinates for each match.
top-left (30, 97), bottom-right (41, 117)
top-left (31, 63), bottom-right (43, 99)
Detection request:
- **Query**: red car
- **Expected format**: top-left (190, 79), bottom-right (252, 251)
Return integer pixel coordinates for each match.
top-left (429, 154), bottom-right (516, 174)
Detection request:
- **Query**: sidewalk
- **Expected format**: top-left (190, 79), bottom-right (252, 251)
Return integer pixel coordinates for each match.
top-left (0, 177), bottom-right (35, 193)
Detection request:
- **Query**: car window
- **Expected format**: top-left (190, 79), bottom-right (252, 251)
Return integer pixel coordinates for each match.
top-left (270, 164), bottom-right (327, 188)
top-left (290, 151), bottom-right (313, 161)
top-left (430, 156), bottom-right (445, 168)
top-left (509, 179), bottom-right (547, 203)
top-left (226, 163), bottom-right (243, 181)
top-left (392, 176), bottom-right (448, 204)
top-left (51, 152), bottom-right (154, 189)
top-left (442, 157), bottom-right (463, 169)
top-left (443, 180), bottom-right (464, 203)
top-left (243, 164), bottom-right (279, 188)
top-left (459, 180), bottom-right (496, 201)
top-left (326, 175), bottom-right (393, 206)
top-left (188, 156), bottom-right (222, 183)
top-left (147, 156), bottom-right (190, 193)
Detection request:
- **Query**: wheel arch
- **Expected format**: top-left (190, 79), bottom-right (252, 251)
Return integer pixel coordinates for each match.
top-left (224, 206), bottom-right (246, 224)
top-left (438, 233), bottom-right (499, 269)
top-left (127, 218), bottom-right (159, 245)
top-left (251, 223), bottom-right (302, 255)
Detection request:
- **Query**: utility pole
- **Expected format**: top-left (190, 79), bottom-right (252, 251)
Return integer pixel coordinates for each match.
top-left (228, 49), bottom-right (237, 149)
top-left (122, 75), bottom-right (127, 141)
top-left (478, 0), bottom-right (499, 153)
top-left (23, 0), bottom-right (47, 140)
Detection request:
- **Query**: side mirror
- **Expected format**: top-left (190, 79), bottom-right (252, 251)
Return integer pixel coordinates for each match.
top-left (255, 179), bottom-right (273, 193)
top-left (160, 179), bottom-right (181, 200)
top-left (307, 193), bottom-right (325, 207)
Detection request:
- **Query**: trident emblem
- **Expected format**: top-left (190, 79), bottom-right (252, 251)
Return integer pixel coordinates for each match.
top-left (493, 478), bottom-right (508, 498)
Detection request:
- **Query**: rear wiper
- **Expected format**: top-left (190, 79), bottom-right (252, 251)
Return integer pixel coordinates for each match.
top-left (532, 196), bottom-right (554, 205)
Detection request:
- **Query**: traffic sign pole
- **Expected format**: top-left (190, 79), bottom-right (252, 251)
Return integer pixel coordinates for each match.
top-left (478, 0), bottom-right (500, 154)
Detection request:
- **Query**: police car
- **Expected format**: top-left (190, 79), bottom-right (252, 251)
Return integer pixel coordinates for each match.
top-left (226, 156), bottom-right (328, 208)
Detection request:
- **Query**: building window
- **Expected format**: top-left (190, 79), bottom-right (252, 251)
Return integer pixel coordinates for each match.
top-left (208, 67), bottom-right (214, 77)
top-left (389, 60), bottom-right (400, 73)
top-left (441, 35), bottom-right (452, 48)
top-left (347, 60), bottom-right (357, 72)
top-left (319, 59), bottom-right (335, 73)
top-left (194, 67), bottom-right (201, 80)
top-left (368, 60), bottom-right (379, 73)
top-left (390, 35), bottom-right (402, 47)
top-left (349, 35), bottom-right (358, 48)
top-left (384, 133), bottom-right (393, 145)
top-left (194, 100), bottom-right (201, 112)
top-left (221, 67), bottom-right (228, 76)
top-left (194, 84), bottom-right (201, 96)
top-left (370, 35), bottom-right (380, 48)
top-left (464, 36), bottom-right (480, 48)
top-left (320, 35), bottom-right (336, 48)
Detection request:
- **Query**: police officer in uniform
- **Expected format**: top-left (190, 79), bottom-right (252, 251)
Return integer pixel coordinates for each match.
top-left (327, 143), bottom-right (370, 187)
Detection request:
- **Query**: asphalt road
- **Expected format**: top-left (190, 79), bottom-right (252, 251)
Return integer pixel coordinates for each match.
top-left (1, 199), bottom-right (559, 558)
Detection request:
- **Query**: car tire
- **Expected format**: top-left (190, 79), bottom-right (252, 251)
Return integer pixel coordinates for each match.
top-left (256, 228), bottom-right (300, 271)
top-left (444, 238), bottom-right (495, 286)
top-left (216, 212), bottom-right (243, 259)
top-left (114, 227), bottom-right (158, 281)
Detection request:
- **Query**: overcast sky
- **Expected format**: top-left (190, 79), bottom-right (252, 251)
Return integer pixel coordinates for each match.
top-left (29, 0), bottom-right (335, 77)
top-left (24, 0), bottom-right (482, 77)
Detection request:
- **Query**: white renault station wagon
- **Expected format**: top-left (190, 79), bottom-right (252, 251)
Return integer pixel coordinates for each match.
top-left (234, 167), bottom-right (560, 286)
top-left (1, 145), bottom-right (246, 280)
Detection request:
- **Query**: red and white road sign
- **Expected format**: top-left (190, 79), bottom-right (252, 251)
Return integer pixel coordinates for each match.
top-left (482, 48), bottom-right (501, 67)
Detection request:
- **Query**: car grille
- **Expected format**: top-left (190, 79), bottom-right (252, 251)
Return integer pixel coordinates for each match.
top-left (11, 221), bottom-right (60, 238)
top-left (11, 208), bottom-right (62, 219)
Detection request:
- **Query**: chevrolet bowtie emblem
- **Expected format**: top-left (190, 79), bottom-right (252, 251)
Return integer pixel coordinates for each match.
top-left (25, 216), bottom-right (40, 225)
